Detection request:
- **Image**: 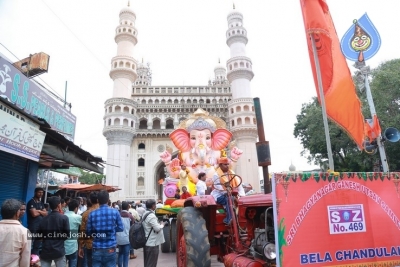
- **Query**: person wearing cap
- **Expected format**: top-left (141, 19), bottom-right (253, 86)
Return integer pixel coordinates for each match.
top-left (210, 157), bottom-right (245, 225)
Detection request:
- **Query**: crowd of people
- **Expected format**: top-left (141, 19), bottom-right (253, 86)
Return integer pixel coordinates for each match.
top-left (0, 157), bottom-right (247, 267)
top-left (0, 188), bottom-right (167, 267)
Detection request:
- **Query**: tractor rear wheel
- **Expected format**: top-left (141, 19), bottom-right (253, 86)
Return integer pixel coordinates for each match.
top-left (176, 207), bottom-right (211, 267)
top-left (170, 218), bottom-right (177, 252)
top-left (161, 223), bottom-right (171, 253)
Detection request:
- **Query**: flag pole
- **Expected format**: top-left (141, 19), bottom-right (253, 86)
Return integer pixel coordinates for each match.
top-left (310, 33), bottom-right (335, 171)
top-left (358, 64), bottom-right (389, 172)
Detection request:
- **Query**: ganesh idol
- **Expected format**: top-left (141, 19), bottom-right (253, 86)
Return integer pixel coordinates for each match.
top-left (160, 108), bottom-right (243, 195)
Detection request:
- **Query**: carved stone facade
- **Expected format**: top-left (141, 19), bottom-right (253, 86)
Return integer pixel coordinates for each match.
top-left (124, 85), bottom-right (233, 201)
top-left (104, 5), bottom-right (260, 202)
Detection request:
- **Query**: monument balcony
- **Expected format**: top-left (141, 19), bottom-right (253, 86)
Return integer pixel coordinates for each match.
top-left (103, 125), bottom-right (136, 136)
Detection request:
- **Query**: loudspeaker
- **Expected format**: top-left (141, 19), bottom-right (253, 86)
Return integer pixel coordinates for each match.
top-left (384, 127), bottom-right (400, 143)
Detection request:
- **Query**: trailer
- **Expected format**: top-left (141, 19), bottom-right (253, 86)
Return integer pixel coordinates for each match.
top-left (156, 207), bottom-right (181, 253)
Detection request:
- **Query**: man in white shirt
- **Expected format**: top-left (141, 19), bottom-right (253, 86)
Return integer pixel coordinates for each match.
top-left (136, 202), bottom-right (146, 218)
top-left (128, 203), bottom-right (140, 222)
top-left (76, 197), bottom-right (84, 215)
top-left (142, 199), bottom-right (165, 267)
top-left (196, 172), bottom-right (207, 196)
top-left (80, 197), bottom-right (87, 213)
top-left (210, 157), bottom-right (245, 225)
top-left (114, 200), bottom-right (121, 211)
top-left (0, 199), bottom-right (31, 267)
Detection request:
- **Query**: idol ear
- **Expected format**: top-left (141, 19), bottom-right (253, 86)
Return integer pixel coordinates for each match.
top-left (211, 129), bottom-right (232, 150)
top-left (170, 129), bottom-right (191, 152)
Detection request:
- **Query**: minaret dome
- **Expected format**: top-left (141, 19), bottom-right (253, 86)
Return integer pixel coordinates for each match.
top-left (214, 61), bottom-right (226, 78)
top-left (119, 4), bottom-right (136, 21)
top-left (289, 162), bottom-right (296, 172)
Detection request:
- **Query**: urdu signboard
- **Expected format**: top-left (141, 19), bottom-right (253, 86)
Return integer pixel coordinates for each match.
top-left (0, 56), bottom-right (76, 141)
top-left (0, 110), bottom-right (46, 161)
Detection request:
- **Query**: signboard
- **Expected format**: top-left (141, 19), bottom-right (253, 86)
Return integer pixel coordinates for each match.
top-left (340, 13), bottom-right (381, 62)
top-left (0, 57), bottom-right (76, 140)
top-left (273, 172), bottom-right (400, 267)
top-left (0, 109), bottom-right (46, 161)
top-left (0, 100), bottom-right (39, 129)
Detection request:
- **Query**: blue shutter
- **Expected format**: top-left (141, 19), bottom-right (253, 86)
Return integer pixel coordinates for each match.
top-left (0, 150), bottom-right (28, 218)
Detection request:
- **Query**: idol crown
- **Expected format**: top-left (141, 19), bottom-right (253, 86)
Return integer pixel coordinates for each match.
top-left (187, 118), bottom-right (216, 133)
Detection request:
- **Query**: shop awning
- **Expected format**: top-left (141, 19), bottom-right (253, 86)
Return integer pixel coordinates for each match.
top-left (0, 97), bottom-right (104, 174)
top-left (41, 143), bottom-right (103, 174)
top-left (52, 167), bottom-right (82, 177)
top-left (59, 183), bottom-right (120, 192)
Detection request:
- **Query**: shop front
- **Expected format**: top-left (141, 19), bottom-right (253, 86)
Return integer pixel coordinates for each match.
top-left (0, 56), bottom-right (104, 226)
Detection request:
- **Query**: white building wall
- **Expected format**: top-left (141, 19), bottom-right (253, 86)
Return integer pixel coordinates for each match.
top-left (120, 144), bottom-right (130, 199)
top-left (105, 6), bottom-right (263, 202)
top-left (107, 143), bottom-right (132, 201)
top-left (226, 8), bottom-right (260, 192)
top-left (125, 137), bottom-right (175, 202)
top-left (230, 42), bottom-right (246, 57)
top-left (234, 136), bottom-right (260, 192)
top-left (113, 78), bottom-right (133, 98)
top-left (117, 40), bottom-right (135, 56)
top-left (144, 139), bottom-right (152, 197)
top-left (230, 79), bottom-right (251, 99)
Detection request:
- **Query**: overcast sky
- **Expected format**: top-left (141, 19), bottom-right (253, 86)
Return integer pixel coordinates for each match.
top-left (1, 0), bottom-right (399, 173)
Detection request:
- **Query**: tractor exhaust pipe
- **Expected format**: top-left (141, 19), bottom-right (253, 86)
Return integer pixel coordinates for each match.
top-left (253, 97), bottom-right (271, 194)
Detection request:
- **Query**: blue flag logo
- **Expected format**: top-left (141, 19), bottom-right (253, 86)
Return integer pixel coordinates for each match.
top-left (340, 13), bottom-right (381, 62)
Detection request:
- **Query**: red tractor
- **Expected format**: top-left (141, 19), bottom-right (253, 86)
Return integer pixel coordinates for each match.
top-left (175, 174), bottom-right (277, 267)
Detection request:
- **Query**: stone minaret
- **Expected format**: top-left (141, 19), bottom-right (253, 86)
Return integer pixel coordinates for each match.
top-left (135, 60), bottom-right (152, 86)
top-left (103, 3), bottom-right (138, 199)
top-left (213, 60), bottom-right (229, 86)
top-left (226, 7), bottom-right (260, 192)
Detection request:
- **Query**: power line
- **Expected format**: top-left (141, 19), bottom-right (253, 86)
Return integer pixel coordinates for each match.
top-left (0, 42), bottom-right (20, 61)
top-left (0, 42), bottom-right (67, 103)
top-left (40, 0), bottom-right (106, 71)
top-left (39, 0), bottom-right (134, 93)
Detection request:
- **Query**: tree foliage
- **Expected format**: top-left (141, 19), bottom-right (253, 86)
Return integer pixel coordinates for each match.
top-left (79, 170), bottom-right (106, 184)
top-left (294, 59), bottom-right (400, 172)
top-left (369, 59), bottom-right (400, 171)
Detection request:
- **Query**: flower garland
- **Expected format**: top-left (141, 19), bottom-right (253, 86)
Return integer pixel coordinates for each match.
top-left (277, 172), bottom-right (400, 183)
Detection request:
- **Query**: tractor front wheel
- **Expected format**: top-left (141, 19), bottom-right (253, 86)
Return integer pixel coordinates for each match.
top-left (176, 207), bottom-right (211, 267)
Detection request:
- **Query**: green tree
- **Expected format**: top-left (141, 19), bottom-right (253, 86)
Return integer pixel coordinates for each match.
top-left (79, 169), bottom-right (106, 184)
top-left (369, 59), bottom-right (400, 171)
top-left (294, 59), bottom-right (400, 172)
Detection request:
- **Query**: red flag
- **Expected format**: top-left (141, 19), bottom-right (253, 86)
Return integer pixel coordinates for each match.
top-left (300, 0), bottom-right (365, 149)
top-left (365, 115), bottom-right (381, 141)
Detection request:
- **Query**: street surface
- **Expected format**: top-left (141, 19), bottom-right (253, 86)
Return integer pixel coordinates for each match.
top-left (47, 246), bottom-right (224, 267)
top-left (128, 247), bottom-right (224, 267)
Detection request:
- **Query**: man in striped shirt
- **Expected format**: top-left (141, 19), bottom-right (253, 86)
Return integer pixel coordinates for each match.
top-left (78, 192), bottom-right (99, 267)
